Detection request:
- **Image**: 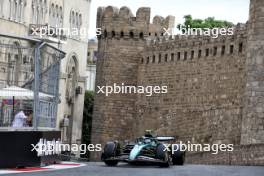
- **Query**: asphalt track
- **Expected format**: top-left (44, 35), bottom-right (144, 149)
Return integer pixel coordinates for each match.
top-left (5, 162), bottom-right (264, 176)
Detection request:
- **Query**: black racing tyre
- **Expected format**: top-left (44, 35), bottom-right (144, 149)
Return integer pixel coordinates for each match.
top-left (171, 144), bottom-right (185, 165)
top-left (103, 142), bottom-right (117, 158)
top-left (101, 142), bottom-right (119, 166)
top-left (156, 144), bottom-right (170, 167)
top-left (104, 160), bottom-right (119, 166)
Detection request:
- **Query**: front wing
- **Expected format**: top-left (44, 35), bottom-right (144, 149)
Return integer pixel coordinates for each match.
top-left (103, 154), bottom-right (167, 164)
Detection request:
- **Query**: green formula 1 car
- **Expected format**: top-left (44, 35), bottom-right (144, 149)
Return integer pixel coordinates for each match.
top-left (101, 131), bottom-right (185, 167)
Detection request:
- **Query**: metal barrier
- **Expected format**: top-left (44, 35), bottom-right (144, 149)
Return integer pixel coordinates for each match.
top-left (0, 34), bottom-right (65, 129)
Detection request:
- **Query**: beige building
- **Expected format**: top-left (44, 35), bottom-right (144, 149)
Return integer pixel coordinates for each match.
top-left (0, 0), bottom-right (91, 147)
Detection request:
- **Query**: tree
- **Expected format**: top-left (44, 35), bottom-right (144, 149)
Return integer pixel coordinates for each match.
top-left (81, 91), bottom-right (94, 159)
top-left (178, 15), bottom-right (233, 29)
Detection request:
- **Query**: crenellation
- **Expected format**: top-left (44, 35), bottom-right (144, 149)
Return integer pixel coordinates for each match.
top-left (97, 7), bottom-right (175, 39)
top-left (136, 7), bottom-right (151, 24)
top-left (145, 24), bottom-right (247, 48)
top-left (143, 27), bottom-right (247, 64)
top-left (119, 6), bottom-right (134, 19)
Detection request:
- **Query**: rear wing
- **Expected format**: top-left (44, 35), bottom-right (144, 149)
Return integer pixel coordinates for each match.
top-left (156, 136), bottom-right (175, 141)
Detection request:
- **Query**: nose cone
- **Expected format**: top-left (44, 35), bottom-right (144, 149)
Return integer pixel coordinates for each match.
top-left (129, 144), bottom-right (145, 160)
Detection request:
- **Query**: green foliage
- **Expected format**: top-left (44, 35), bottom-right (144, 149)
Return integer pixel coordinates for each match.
top-left (178, 15), bottom-right (233, 29)
top-left (81, 90), bottom-right (95, 159)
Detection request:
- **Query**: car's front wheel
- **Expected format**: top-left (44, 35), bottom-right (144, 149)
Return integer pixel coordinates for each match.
top-left (101, 142), bottom-right (119, 166)
top-left (104, 160), bottom-right (118, 166)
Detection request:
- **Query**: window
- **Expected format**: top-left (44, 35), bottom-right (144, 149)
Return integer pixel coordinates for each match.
top-left (198, 50), bottom-right (202, 58)
top-left (23, 56), bottom-right (27, 64)
top-left (0, 0), bottom-right (3, 17)
top-left (104, 30), bottom-right (107, 38)
top-left (139, 32), bottom-right (144, 39)
top-left (221, 46), bottom-right (225, 55)
top-left (120, 31), bottom-right (124, 38)
top-left (14, 0), bottom-right (17, 20)
top-left (32, 0), bottom-right (47, 24)
top-left (146, 57), bottom-right (149, 64)
top-left (129, 31), bottom-right (134, 38)
top-left (230, 45), bottom-right (234, 54)
top-left (171, 53), bottom-right (174, 61)
top-left (111, 31), bottom-right (115, 38)
top-left (49, 3), bottom-right (55, 25)
top-left (184, 52), bottom-right (187, 60)
top-left (158, 54), bottom-right (161, 63)
top-left (213, 47), bottom-right (217, 56)
top-left (191, 50), bottom-right (194, 59)
top-left (177, 52), bottom-right (181, 60)
top-left (239, 43), bottom-right (243, 53)
top-left (205, 48), bottom-right (209, 57)
top-left (152, 55), bottom-right (155, 63)
top-left (164, 54), bottom-right (168, 62)
top-left (59, 6), bottom-right (63, 27)
top-left (69, 9), bottom-right (82, 38)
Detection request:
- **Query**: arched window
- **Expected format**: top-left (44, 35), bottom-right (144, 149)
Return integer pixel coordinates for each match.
top-left (239, 42), bottom-right (243, 53)
top-left (17, 0), bottom-right (21, 21)
top-left (184, 52), bottom-right (187, 60)
top-left (164, 54), bottom-right (168, 62)
top-left (49, 3), bottom-right (53, 25)
top-left (18, 0), bottom-right (26, 22)
top-left (75, 12), bottom-right (78, 28)
top-left (104, 30), bottom-right (107, 38)
top-left (9, 0), bottom-right (14, 19)
top-left (55, 5), bottom-right (58, 26)
top-left (152, 55), bottom-right (155, 63)
top-left (69, 10), bottom-right (82, 38)
top-left (79, 14), bottom-right (82, 27)
top-left (72, 11), bottom-right (75, 27)
top-left (111, 31), bottom-right (115, 38)
top-left (32, 0), bottom-right (47, 24)
top-left (129, 31), bottom-right (134, 38)
top-left (230, 45), bottom-right (234, 54)
top-left (14, 0), bottom-right (17, 20)
top-left (120, 31), bottom-right (124, 38)
top-left (59, 6), bottom-right (63, 27)
top-left (198, 50), bottom-right (202, 58)
top-left (139, 32), bottom-right (144, 39)
top-left (0, 0), bottom-right (3, 17)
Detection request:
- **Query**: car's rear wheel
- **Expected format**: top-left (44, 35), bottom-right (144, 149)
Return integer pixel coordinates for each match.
top-left (102, 142), bottom-right (119, 166)
top-left (156, 144), bottom-right (170, 167)
top-left (171, 144), bottom-right (185, 165)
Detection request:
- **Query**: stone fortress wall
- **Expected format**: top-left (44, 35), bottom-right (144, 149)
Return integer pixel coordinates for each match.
top-left (91, 0), bottom-right (264, 165)
top-left (137, 25), bottom-right (247, 145)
